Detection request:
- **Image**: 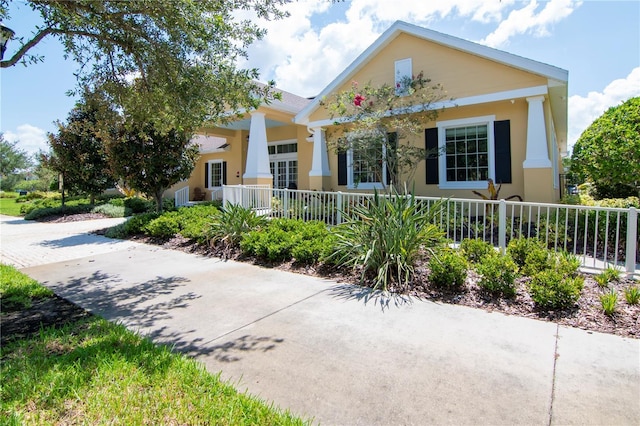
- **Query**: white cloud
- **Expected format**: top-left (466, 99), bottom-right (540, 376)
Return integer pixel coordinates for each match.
top-left (3, 124), bottom-right (49, 158)
top-left (243, 0), bottom-right (579, 98)
top-left (567, 67), bottom-right (640, 153)
top-left (481, 0), bottom-right (582, 48)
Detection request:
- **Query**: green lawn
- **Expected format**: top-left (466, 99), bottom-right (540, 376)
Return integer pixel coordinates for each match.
top-left (0, 194), bottom-right (23, 216)
top-left (0, 265), bottom-right (307, 425)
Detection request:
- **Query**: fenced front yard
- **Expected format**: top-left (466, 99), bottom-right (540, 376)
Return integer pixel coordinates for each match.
top-left (222, 185), bottom-right (639, 278)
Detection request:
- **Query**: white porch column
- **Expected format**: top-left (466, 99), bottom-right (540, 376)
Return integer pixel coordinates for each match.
top-left (523, 96), bottom-right (552, 168)
top-left (308, 127), bottom-right (330, 177)
top-left (243, 112), bottom-right (272, 180)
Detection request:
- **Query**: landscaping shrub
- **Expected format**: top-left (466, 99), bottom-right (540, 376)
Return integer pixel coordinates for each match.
top-left (124, 197), bottom-right (154, 214)
top-left (124, 212), bottom-right (160, 235)
top-left (177, 205), bottom-right (219, 242)
top-left (206, 203), bottom-right (267, 248)
top-left (0, 191), bottom-right (18, 198)
top-left (428, 250), bottom-right (467, 290)
top-left (329, 189), bottom-right (445, 291)
top-left (144, 211), bottom-right (181, 238)
top-left (24, 204), bottom-right (94, 220)
top-left (460, 238), bottom-right (496, 264)
top-left (476, 254), bottom-right (518, 297)
top-left (507, 238), bottom-right (546, 269)
top-left (241, 219), bottom-right (332, 264)
top-left (91, 203), bottom-right (127, 218)
top-left (104, 223), bottom-right (128, 239)
top-left (528, 270), bottom-right (584, 310)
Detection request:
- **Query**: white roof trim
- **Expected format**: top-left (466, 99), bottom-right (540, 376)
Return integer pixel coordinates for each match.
top-left (305, 85), bottom-right (549, 129)
top-left (295, 20), bottom-right (567, 124)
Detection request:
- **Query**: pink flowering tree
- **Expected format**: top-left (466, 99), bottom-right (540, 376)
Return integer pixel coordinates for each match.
top-left (321, 72), bottom-right (449, 189)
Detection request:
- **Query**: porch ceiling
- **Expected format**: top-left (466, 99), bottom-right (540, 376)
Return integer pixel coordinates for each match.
top-left (219, 117), bottom-right (289, 131)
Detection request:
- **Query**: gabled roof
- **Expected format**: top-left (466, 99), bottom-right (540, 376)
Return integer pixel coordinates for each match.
top-left (294, 20), bottom-right (568, 125)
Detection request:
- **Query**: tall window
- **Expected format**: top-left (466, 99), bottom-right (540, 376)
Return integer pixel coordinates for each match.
top-left (395, 58), bottom-right (412, 96)
top-left (437, 116), bottom-right (495, 189)
top-left (345, 132), bottom-right (396, 189)
top-left (352, 142), bottom-right (383, 185)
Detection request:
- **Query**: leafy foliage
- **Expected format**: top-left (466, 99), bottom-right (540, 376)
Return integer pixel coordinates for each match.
top-left (0, 134), bottom-right (32, 191)
top-left (1, 1), bottom-right (288, 134)
top-left (428, 249), bottom-right (468, 290)
top-left (571, 97), bottom-right (640, 198)
top-left (506, 238), bottom-right (547, 274)
top-left (460, 238), bottom-right (496, 264)
top-left (528, 270), bottom-right (584, 310)
top-left (476, 254), bottom-right (518, 297)
top-left (44, 90), bottom-right (116, 203)
top-left (321, 73), bottom-right (448, 188)
top-left (144, 212), bottom-right (181, 238)
top-left (329, 189), bottom-right (445, 291)
top-left (107, 124), bottom-right (199, 212)
top-left (241, 219), bottom-right (333, 264)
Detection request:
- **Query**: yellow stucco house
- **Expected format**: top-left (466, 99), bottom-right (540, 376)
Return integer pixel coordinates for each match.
top-left (170, 20), bottom-right (568, 204)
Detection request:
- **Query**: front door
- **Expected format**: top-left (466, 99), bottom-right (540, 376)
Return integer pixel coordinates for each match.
top-left (268, 141), bottom-right (298, 189)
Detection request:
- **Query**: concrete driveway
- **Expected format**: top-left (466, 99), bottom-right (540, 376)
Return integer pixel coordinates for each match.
top-left (2, 215), bottom-right (639, 425)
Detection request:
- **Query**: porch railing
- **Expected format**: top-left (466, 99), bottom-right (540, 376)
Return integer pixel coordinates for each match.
top-left (174, 186), bottom-right (190, 207)
top-left (221, 185), bottom-right (639, 278)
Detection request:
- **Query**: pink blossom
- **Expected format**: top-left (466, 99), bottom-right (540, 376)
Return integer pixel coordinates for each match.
top-left (354, 93), bottom-right (366, 107)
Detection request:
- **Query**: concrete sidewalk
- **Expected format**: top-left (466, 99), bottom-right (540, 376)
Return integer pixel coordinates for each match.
top-left (2, 215), bottom-right (639, 425)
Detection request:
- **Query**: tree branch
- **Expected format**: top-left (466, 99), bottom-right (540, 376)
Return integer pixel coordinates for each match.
top-left (1, 27), bottom-right (53, 68)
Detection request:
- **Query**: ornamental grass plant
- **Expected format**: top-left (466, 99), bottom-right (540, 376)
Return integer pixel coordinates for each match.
top-left (329, 188), bottom-right (445, 291)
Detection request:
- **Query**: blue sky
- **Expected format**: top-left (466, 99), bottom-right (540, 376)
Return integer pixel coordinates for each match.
top-left (1, 0), bottom-right (639, 158)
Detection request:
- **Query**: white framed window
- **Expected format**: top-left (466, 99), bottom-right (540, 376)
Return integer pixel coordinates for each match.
top-left (347, 144), bottom-right (387, 190)
top-left (395, 58), bottom-right (412, 96)
top-left (343, 132), bottom-right (398, 190)
top-left (206, 160), bottom-right (225, 188)
top-left (437, 115), bottom-right (496, 190)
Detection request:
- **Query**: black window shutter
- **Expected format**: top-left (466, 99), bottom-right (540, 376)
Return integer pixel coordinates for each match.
top-left (337, 151), bottom-right (347, 186)
top-left (204, 163), bottom-right (209, 188)
top-left (386, 132), bottom-right (398, 185)
top-left (494, 120), bottom-right (512, 184)
top-left (222, 161), bottom-right (227, 185)
top-left (425, 127), bottom-right (439, 184)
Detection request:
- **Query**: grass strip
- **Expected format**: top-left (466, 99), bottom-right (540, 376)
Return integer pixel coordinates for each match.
top-left (0, 266), bottom-right (308, 425)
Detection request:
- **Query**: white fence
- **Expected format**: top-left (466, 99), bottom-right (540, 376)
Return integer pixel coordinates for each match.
top-left (222, 185), bottom-right (639, 278)
top-left (174, 186), bottom-right (190, 208)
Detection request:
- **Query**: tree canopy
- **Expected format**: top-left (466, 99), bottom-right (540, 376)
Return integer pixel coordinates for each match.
top-left (321, 72), bottom-right (448, 188)
top-left (45, 90), bottom-right (117, 203)
top-left (0, 134), bottom-right (32, 191)
top-left (570, 96), bottom-right (640, 199)
top-left (1, 0), bottom-right (287, 131)
top-left (107, 124), bottom-right (199, 212)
